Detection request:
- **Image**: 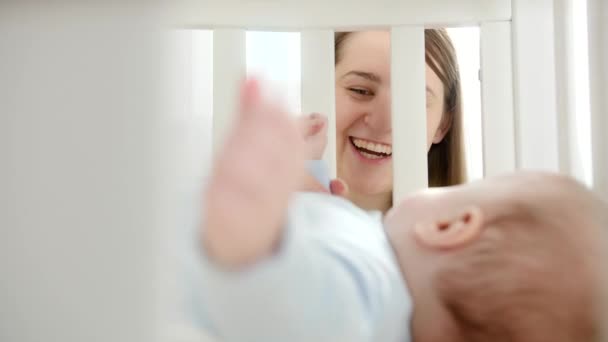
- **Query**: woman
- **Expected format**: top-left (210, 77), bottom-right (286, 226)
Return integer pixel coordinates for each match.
top-left (333, 29), bottom-right (466, 213)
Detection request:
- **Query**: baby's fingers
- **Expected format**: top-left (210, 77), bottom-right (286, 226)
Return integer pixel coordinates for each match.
top-left (330, 179), bottom-right (349, 197)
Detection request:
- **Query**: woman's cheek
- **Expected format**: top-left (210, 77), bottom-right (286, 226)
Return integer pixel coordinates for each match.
top-left (425, 105), bottom-right (443, 149)
top-left (335, 95), bottom-right (353, 137)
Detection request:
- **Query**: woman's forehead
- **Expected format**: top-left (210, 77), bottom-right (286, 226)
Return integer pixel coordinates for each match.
top-left (338, 32), bottom-right (444, 95)
top-left (338, 32), bottom-right (391, 75)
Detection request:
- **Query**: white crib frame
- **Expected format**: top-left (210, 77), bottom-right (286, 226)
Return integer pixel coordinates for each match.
top-left (587, 0), bottom-right (608, 199)
top-left (173, 0), bottom-right (607, 199)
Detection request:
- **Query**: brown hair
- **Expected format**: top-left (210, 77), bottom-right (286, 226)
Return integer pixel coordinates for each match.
top-left (335, 29), bottom-right (467, 187)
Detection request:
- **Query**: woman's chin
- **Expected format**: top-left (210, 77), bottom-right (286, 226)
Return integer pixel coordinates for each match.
top-left (348, 178), bottom-right (391, 197)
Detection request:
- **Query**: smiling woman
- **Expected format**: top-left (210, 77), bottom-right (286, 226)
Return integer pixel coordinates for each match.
top-left (240, 29), bottom-right (473, 214)
top-left (334, 30), bottom-right (467, 213)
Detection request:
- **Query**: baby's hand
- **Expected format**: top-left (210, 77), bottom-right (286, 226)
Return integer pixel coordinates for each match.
top-left (298, 113), bottom-right (327, 160)
top-left (202, 78), bottom-right (306, 268)
top-left (299, 173), bottom-right (350, 198)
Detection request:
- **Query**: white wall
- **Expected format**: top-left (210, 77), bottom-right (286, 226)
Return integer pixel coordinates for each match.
top-left (247, 31), bottom-right (301, 114)
top-left (447, 27), bottom-right (483, 181)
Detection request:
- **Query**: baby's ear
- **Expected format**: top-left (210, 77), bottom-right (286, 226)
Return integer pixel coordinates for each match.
top-left (413, 206), bottom-right (484, 251)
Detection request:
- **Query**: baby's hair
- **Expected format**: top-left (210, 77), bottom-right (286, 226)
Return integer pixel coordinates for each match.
top-left (435, 174), bottom-right (606, 341)
top-left (435, 232), bottom-right (598, 341)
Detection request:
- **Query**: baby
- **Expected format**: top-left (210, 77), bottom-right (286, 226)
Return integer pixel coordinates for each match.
top-left (385, 172), bottom-right (608, 341)
top-left (199, 79), bottom-right (608, 341)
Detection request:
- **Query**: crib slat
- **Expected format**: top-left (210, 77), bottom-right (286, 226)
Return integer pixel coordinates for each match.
top-left (212, 29), bottom-right (246, 153)
top-left (511, 0), bottom-right (560, 171)
top-left (587, 0), bottom-right (608, 199)
top-left (480, 22), bottom-right (516, 177)
top-left (168, 0), bottom-right (511, 29)
top-left (553, 0), bottom-right (577, 180)
top-left (391, 26), bottom-right (428, 202)
top-left (301, 30), bottom-right (337, 178)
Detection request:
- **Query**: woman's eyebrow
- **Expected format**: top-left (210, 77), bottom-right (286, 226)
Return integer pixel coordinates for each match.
top-left (341, 70), bottom-right (382, 83)
top-left (426, 86), bottom-right (437, 98)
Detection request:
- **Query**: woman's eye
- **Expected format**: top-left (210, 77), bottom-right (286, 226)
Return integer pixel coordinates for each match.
top-left (348, 88), bottom-right (373, 96)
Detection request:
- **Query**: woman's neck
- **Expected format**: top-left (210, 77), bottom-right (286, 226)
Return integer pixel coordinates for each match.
top-left (348, 191), bottom-right (392, 214)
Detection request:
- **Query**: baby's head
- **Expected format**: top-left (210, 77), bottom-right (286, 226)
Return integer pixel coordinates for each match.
top-left (385, 172), bottom-right (608, 342)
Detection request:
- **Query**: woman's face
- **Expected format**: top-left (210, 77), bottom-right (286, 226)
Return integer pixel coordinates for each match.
top-left (335, 31), bottom-right (447, 197)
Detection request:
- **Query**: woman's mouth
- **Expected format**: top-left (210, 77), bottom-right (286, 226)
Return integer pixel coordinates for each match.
top-left (349, 136), bottom-right (392, 160)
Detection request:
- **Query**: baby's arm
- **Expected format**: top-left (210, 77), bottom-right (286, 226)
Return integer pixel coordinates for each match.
top-left (200, 195), bottom-right (408, 342)
top-left (200, 79), bottom-right (408, 341)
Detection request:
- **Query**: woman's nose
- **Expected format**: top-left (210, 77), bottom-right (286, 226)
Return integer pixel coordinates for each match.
top-left (363, 94), bottom-right (392, 134)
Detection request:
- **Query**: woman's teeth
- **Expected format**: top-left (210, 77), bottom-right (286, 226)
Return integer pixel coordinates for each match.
top-left (351, 137), bottom-right (392, 156)
top-left (359, 151), bottom-right (384, 159)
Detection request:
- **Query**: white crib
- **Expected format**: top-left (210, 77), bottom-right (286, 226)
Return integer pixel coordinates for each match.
top-left (0, 1), bottom-right (606, 341)
top-left (172, 0), bottom-right (608, 202)
top-left (174, 0), bottom-right (608, 339)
